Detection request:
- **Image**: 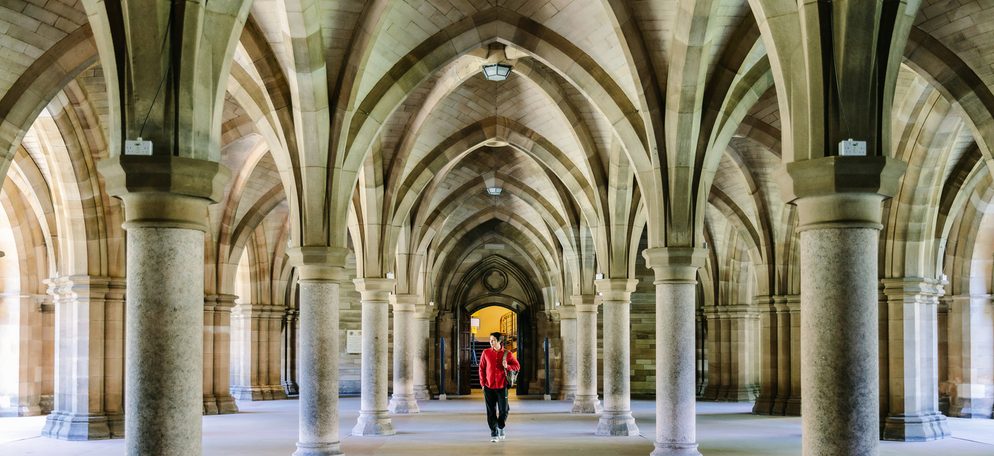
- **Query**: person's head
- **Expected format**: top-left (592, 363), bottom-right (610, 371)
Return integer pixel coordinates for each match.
top-left (489, 332), bottom-right (503, 350)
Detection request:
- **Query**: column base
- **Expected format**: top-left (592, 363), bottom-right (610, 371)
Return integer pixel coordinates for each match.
top-left (388, 394), bottom-right (420, 414)
top-left (283, 381), bottom-right (300, 398)
top-left (352, 411), bottom-right (396, 436)
top-left (949, 397), bottom-right (994, 418)
top-left (231, 385), bottom-right (285, 401)
top-left (267, 386), bottom-right (288, 400)
top-left (216, 394), bottom-right (239, 414)
top-left (701, 385), bottom-right (720, 401)
top-left (595, 411), bottom-right (639, 436)
top-left (752, 395), bottom-right (776, 415)
top-left (882, 413), bottom-right (950, 441)
top-left (559, 386), bottom-right (577, 401)
top-left (42, 412), bottom-right (115, 440)
top-left (571, 395), bottom-right (602, 414)
top-left (203, 395), bottom-right (219, 415)
top-left (784, 397), bottom-right (801, 416)
top-left (719, 385), bottom-right (758, 402)
top-left (651, 442), bottom-right (701, 456)
top-left (293, 441), bottom-right (343, 456)
top-left (413, 385), bottom-right (430, 401)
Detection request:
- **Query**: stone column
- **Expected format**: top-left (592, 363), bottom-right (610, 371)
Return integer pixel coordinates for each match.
top-left (570, 294), bottom-right (601, 413)
top-left (644, 247), bottom-right (706, 456)
top-left (782, 156), bottom-right (905, 456)
top-left (282, 308), bottom-right (300, 397)
top-left (769, 296), bottom-right (791, 415)
top-left (701, 308), bottom-right (721, 400)
top-left (753, 295), bottom-right (777, 414)
top-left (202, 294), bottom-right (238, 415)
top-left (784, 295), bottom-right (802, 416)
top-left (389, 294), bottom-right (419, 414)
top-left (266, 306), bottom-right (287, 399)
top-left (42, 276), bottom-right (125, 439)
top-left (594, 278), bottom-right (639, 436)
top-left (289, 247), bottom-right (348, 456)
top-left (945, 294), bottom-right (994, 418)
top-left (213, 294), bottom-right (238, 412)
top-left (879, 278), bottom-right (949, 440)
top-left (352, 278), bottom-right (396, 436)
top-left (412, 305), bottom-right (432, 400)
top-left (724, 304), bottom-right (758, 401)
top-left (558, 305), bottom-right (578, 400)
top-left (98, 155), bottom-right (227, 456)
top-left (230, 303), bottom-right (265, 400)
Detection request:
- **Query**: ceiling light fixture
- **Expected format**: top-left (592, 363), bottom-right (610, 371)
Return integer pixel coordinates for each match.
top-left (481, 63), bottom-right (512, 81)
top-left (486, 186), bottom-right (503, 196)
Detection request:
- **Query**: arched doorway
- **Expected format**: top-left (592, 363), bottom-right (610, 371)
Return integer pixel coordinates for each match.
top-left (460, 301), bottom-right (531, 395)
top-left (445, 255), bottom-right (540, 396)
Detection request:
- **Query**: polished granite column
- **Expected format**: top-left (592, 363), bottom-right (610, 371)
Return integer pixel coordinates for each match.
top-left (558, 305), bottom-right (578, 400)
top-left (389, 294), bottom-right (420, 414)
top-left (783, 156), bottom-right (906, 456)
top-left (98, 155), bottom-right (228, 456)
top-left (570, 294), bottom-right (602, 414)
top-left (594, 278), bottom-right (639, 436)
top-left (644, 247), bottom-right (706, 456)
top-left (352, 278), bottom-right (396, 436)
top-left (288, 247), bottom-right (349, 456)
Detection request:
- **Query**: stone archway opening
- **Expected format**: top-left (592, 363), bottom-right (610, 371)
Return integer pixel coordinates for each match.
top-left (468, 305), bottom-right (519, 392)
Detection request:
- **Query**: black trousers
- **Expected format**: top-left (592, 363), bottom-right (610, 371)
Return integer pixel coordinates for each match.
top-left (483, 386), bottom-right (509, 435)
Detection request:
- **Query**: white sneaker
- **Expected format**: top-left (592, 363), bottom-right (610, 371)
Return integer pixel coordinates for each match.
top-left (490, 435), bottom-right (498, 443)
top-left (498, 429), bottom-right (505, 441)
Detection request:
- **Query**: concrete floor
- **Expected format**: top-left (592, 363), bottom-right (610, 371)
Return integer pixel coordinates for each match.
top-left (2, 394), bottom-right (994, 455)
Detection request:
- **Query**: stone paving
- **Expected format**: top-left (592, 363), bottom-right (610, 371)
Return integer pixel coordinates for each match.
top-left (2, 395), bottom-right (994, 455)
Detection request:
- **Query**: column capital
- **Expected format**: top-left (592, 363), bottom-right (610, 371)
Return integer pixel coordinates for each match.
top-left (98, 155), bottom-right (229, 231)
top-left (390, 293), bottom-right (418, 312)
top-left (880, 277), bottom-right (941, 298)
top-left (570, 294), bottom-right (597, 312)
top-left (287, 246), bottom-right (349, 282)
top-left (594, 278), bottom-right (638, 302)
top-left (643, 247), bottom-right (707, 283)
top-left (557, 305), bottom-right (577, 319)
top-left (779, 156), bottom-right (906, 231)
top-left (354, 278), bottom-right (395, 301)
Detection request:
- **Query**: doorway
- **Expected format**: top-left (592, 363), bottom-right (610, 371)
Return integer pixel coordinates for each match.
top-left (468, 305), bottom-right (518, 390)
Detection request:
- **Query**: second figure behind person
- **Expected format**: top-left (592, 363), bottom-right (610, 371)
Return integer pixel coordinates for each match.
top-left (478, 331), bottom-right (520, 442)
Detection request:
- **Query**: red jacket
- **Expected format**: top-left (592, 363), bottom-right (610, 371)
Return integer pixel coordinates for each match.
top-left (479, 347), bottom-right (520, 389)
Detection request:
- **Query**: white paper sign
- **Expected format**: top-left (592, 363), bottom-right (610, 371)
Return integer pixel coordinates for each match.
top-left (347, 330), bottom-right (362, 354)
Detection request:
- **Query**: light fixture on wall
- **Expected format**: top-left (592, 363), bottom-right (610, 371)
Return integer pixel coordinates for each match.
top-left (481, 63), bottom-right (512, 81)
top-left (428, 301), bottom-right (435, 306)
top-left (386, 271), bottom-right (395, 279)
top-left (594, 272), bottom-right (604, 280)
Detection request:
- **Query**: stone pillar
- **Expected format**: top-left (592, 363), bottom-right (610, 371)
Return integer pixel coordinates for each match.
top-left (202, 294), bottom-right (238, 415)
top-left (352, 278), bottom-right (395, 436)
top-left (784, 295), bottom-right (802, 416)
top-left (782, 156), bottom-right (906, 456)
top-left (768, 296), bottom-right (792, 415)
top-left (412, 305), bottom-right (432, 401)
top-left (388, 294), bottom-right (419, 414)
top-left (594, 278), bottom-right (639, 436)
top-left (231, 302), bottom-right (288, 401)
top-left (644, 247), bottom-right (706, 456)
top-left (558, 305), bottom-right (578, 400)
top-left (41, 276), bottom-right (125, 439)
top-left (570, 294), bottom-right (601, 413)
top-left (282, 308), bottom-right (300, 397)
top-left (265, 306), bottom-right (286, 399)
top-left (753, 295), bottom-right (777, 415)
top-left (945, 294), bottom-right (994, 418)
top-left (879, 278), bottom-right (949, 440)
top-left (724, 304), bottom-right (758, 401)
top-left (289, 247), bottom-right (348, 456)
top-left (701, 308), bottom-right (721, 400)
top-left (98, 155), bottom-right (227, 456)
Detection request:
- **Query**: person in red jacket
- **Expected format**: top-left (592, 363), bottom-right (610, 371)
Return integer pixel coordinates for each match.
top-left (479, 331), bottom-right (520, 442)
